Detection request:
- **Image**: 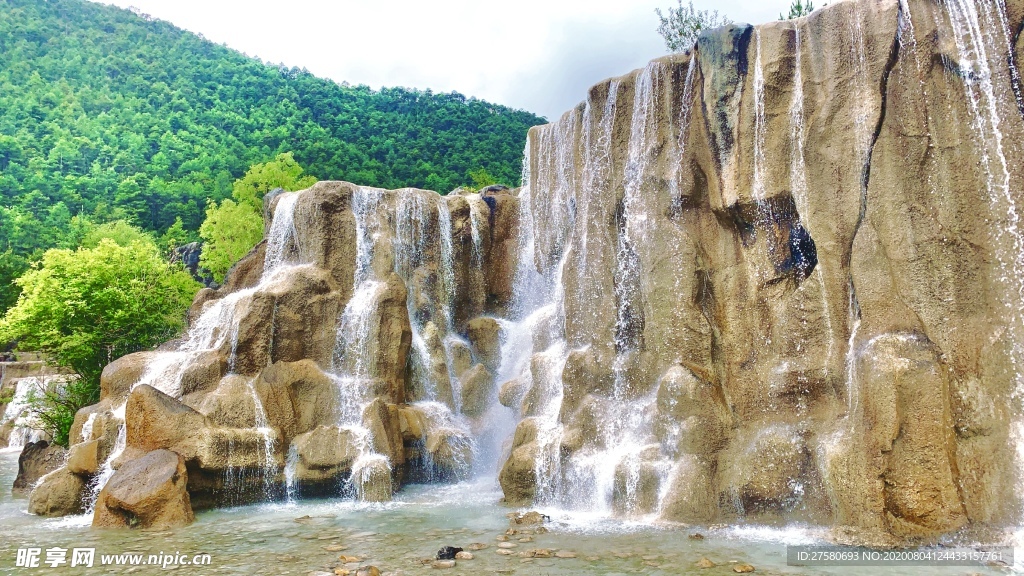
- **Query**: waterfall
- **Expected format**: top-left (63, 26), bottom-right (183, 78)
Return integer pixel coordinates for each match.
top-left (752, 29), bottom-right (768, 201)
top-left (325, 187), bottom-right (388, 493)
top-left (944, 0), bottom-right (1024, 513)
top-left (1, 377), bottom-right (50, 450)
top-left (85, 191), bottom-right (306, 510)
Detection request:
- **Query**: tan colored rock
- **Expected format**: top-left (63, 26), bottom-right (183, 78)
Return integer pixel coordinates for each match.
top-left (424, 427), bottom-right (473, 479)
top-left (255, 360), bottom-right (338, 443)
top-left (125, 385), bottom-right (209, 459)
top-left (498, 440), bottom-right (539, 506)
top-left (28, 467), bottom-right (86, 517)
top-left (93, 449), bottom-right (194, 529)
top-left (353, 457), bottom-right (393, 503)
top-left (67, 439), bottom-right (103, 475)
top-left (447, 339), bottom-right (474, 380)
top-left (291, 426), bottom-right (359, 482)
top-left (459, 363), bottom-right (494, 417)
top-left (362, 399), bottom-right (404, 466)
top-left (466, 317), bottom-right (502, 372)
top-left (100, 352), bottom-right (160, 403)
top-left (498, 377), bottom-right (529, 411)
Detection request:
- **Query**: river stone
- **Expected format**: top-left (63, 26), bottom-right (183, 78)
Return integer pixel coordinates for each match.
top-left (93, 449), bottom-right (194, 529)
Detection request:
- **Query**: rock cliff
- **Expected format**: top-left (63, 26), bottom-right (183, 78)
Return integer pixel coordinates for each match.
top-left (30, 0), bottom-right (1024, 546)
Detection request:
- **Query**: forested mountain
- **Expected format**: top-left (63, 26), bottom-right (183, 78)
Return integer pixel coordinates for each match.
top-left (0, 0), bottom-right (545, 310)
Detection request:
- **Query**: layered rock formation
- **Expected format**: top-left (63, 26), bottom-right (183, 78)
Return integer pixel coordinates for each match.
top-left (37, 182), bottom-right (517, 523)
top-left (497, 0), bottom-right (1024, 546)
top-left (25, 0), bottom-right (1024, 547)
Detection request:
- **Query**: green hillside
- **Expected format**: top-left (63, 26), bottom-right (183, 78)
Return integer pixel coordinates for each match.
top-left (0, 0), bottom-right (545, 309)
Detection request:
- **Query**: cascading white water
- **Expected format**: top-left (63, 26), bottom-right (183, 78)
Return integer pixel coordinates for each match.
top-left (1, 377), bottom-right (51, 450)
top-left (262, 193), bottom-right (301, 274)
top-left (752, 29), bottom-right (768, 201)
top-left (943, 0), bottom-right (1024, 512)
top-left (86, 191), bottom-right (306, 510)
top-left (318, 187), bottom-right (388, 495)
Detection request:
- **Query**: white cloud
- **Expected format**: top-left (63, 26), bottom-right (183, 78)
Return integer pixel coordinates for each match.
top-left (98, 0), bottom-right (782, 119)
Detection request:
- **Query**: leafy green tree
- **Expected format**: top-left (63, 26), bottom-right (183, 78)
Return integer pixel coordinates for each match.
top-left (468, 168), bottom-right (499, 190)
top-left (160, 216), bottom-right (195, 253)
top-left (231, 152), bottom-right (317, 214)
top-left (656, 1), bottom-right (732, 53)
top-left (199, 153), bottom-right (317, 283)
top-left (198, 199), bottom-right (264, 283)
top-left (80, 220), bottom-right (155, 249)
top-left (0, 238), bottom-right (199, 446)
top-left (781, 0), bottom-right (816, 19)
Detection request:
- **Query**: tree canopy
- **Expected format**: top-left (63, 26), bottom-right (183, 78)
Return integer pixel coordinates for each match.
top-left (0, 0), bottom-right (546, 313)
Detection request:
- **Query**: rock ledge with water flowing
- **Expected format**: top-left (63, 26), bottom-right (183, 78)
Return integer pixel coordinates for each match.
top-left (24, 0), bottom-right (1024, 548)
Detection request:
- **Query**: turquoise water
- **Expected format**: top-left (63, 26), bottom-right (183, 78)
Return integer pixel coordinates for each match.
top-left (0, 452), bottom-right (1017, 575)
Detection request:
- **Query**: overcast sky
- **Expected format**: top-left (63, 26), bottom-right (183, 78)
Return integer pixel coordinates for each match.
top-left (99, 0), bottom-right (781, 119)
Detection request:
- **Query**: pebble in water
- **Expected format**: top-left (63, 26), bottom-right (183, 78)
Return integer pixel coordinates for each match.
top-left (696, 557), bottom-right (716, 568)
top-left (454, 551), bottom-right (473, 560)
top-left (498, 542), bottom-right (517, 549)
top-left (733, 564), bottom-right (755, 573)
top-left (324, 545), bottom-right (346, 552)
top-left (466, 543), bottom-right (488, 551)
top-left (431, 559), bottom-right (456, 569)
top-left (554, 550), bottom-right (577, 559)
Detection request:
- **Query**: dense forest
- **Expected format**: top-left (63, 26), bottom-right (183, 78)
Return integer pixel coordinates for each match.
top-left (0, 0), bottom-right (545, 311)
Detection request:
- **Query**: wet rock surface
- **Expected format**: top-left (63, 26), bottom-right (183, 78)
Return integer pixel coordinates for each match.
top-left (23, 0), bottom-right (1024, 549)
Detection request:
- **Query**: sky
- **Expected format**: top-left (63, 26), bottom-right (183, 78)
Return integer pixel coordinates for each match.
top-left (100, 0), bottom-right (781, 120)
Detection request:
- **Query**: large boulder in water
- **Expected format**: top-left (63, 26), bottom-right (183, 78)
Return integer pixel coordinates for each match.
top-left (14, 441), bottom-right (66, 495)
top-left (93, 449), bottom-right (194, 529)
top-left (27, 467), bottom-right (86, 517)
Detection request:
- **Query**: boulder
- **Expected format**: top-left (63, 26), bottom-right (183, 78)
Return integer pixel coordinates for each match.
top-left (291, 426), bottom-right (360, 482)
top-left (27, 467), bottom-right (86, 517)
top-left (93, 449), bottom-right (194, 529)
top-left (466, 317), bottom-right (502, 372)
top-left (13, 441), bottom-right (66, 494)
top-left (459, 363), bottom-right (494, 417)
top-left (67, 439), bottom-right (103, 475)
top-left (362, 399), bottom-right (404, 466)
top-left (498, 377), bottom-right (529, 411)
top-left (100, 352), bottom-right (160, 403)
top-left (353, 456), bottom-right (393, 502)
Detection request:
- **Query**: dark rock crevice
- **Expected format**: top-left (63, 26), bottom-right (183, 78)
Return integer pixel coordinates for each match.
top-left (1012, 18), bottom-right (1024, 119)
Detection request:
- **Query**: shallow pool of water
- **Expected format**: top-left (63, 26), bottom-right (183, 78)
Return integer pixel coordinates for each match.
top-left (0, 452), bottom-right (1019, 575)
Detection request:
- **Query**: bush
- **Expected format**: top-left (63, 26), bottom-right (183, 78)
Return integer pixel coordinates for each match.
top-left (656, 1), bottom-right (732, 53)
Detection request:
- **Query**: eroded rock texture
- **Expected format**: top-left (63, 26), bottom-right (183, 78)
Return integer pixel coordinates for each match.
top-left (35, 181), bottom-right (517, 524)
top-left (499, 0), bottom-right (1024, 545)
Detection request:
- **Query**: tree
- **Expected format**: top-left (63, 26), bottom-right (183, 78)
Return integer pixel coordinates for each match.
top-left (0, 238), bottom-right (199, 446)
top-left (198, 198), bottom-right (264, 282)
top-left (199, 153), bottom-right (316, 283)
top-left (656, 1), bottom-right (732, 53)
top-left (230, 152), bottom-right (317, 214)
top-left (781, 0), bottom-right (816, 20)
top-left (80, 220), bottom-right (155, 249)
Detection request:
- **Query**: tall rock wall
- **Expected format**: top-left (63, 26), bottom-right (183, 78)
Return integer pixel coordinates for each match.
top-left (500, 0), bottom-right (1024, 545)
